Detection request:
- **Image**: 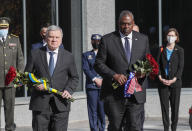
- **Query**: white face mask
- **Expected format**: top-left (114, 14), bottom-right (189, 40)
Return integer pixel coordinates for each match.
top-left (167, 36), bottom-right (177, 44)
top-left (0, 29), bottom-right (8, 38)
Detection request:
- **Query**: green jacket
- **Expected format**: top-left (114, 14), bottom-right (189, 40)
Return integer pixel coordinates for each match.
top-left (0, 34), bottom-right (24, 87)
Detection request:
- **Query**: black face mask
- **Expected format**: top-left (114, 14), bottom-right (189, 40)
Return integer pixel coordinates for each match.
top-left (92, 43), bottom-right (99, 49)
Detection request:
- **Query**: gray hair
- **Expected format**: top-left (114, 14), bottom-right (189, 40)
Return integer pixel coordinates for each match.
top-left (118, 10), bottom-right (134, 22)
top-left (46, 25), bottom-right (63, 38)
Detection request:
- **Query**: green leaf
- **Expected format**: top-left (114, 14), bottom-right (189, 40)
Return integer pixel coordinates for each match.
top-left (112, 82), bottom-right (120, 89)
top-left (133, 64), bottom-right (138, 70)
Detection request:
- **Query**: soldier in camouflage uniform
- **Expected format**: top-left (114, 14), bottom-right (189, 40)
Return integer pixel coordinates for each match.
top-left (0, 17), bottom-right (24, 131)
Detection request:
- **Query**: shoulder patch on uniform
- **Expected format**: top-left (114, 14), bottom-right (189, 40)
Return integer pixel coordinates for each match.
top-left (10, 34), bottom-right (19, 37)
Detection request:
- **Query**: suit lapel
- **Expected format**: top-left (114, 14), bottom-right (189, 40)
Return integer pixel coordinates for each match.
top-left (40, 47), bottom-right (50, 77)
top-left (169, 45), bottom-right (178, 62)
top-left (129, 32), bottom-right (137, 66)
top-left (89, 50), bottom-right (96, 66)
top-left (159, 47), bottom-right (167, 69)
top-left (129, 31), bottom-right (141, 71)
top-left (162, 47), bottom-right (167, 60)
top-left (113, 32), bottom-right (128, 64)
top-left (91, 50), bottom-right (96, 59)
top-left (53, 48), bottom-right (63, 76)
top-left (5, 35), bottom-right (10, 47)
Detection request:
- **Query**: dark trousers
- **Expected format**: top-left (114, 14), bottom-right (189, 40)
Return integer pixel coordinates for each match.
top-left (0, 87), bottom-right (16, 131)
top-left (122, 107), bottom-right (144, 131)
top-left (86, 89), bottom-right (105, 131)
top-left (158, 86), bottom-right (181, 131)
top-left (104, 95), bottom-right (144, 131)
top-left (32, 98), bottom-right (69, 131)
top-left (140, 107), bottom-right (145, 131)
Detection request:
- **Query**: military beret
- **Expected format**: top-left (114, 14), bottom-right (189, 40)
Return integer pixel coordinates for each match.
top-left (91, 34), bottom-right (102, 40)
top-left (0, 17), bottom-right (10, 28)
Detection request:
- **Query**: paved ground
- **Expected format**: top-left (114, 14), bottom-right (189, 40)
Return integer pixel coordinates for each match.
top-left (1, 118), bottom-right (191, 131)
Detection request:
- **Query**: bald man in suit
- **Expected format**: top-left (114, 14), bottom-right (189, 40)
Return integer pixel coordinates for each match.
top-left (94, 10), bottom-right (150, 131)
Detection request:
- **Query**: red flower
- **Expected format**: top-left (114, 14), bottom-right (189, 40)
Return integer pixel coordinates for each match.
top-left (146, 54), bottom-right (159, 79)
top-left (189, 108), bottom-right (192, 114)
top-left (5, 66), bottom-right (17, 86)
top-left (146, 54), bottom-right (152, 61)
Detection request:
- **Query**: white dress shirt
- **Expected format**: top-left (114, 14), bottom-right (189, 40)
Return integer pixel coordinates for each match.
top-left (0, 36), bottom-right (7, 42)
top-left (46, 46), bottom-right (59, 68)
top-left (43, 39), bottom-right (47, 46)
top-left (119, 31), bottom-right (133, 53)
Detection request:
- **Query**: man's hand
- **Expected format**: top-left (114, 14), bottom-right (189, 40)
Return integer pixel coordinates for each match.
top-left (94, 78), bottom-right (103, 88)
top-left (36, 84), bottom-right (45, 91)
top-left (113, 74), bottom-right (127, 85)
top-left (62, 90), bottom-right (72, 99)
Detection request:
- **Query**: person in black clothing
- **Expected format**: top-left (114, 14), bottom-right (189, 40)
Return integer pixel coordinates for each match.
top-left (157, 28), bottom-right (184, 131)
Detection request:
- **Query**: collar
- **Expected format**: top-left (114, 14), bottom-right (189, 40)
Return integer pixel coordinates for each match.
top-left (0, 36), bottom-right (7, 40)
top-left (46, 46), bottom-right (59, 54)
top-left (119, 31), bottom-right (132, 40)
top-left (91, 50), bottom-right (97, 55)
top-left (94, 50), bottom-right (98, 55)
top-left (42, 39), bottom-right (47, 46)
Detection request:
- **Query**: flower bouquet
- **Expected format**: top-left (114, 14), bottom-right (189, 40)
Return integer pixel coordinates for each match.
top-left (5, 66), bottom-right (75, 102)
top-left (112, 54), bottom-right (159, 97)
top-left (189, 106), bottom-right (192, 129)
top-left (133, 54), bottom-right (159, 79)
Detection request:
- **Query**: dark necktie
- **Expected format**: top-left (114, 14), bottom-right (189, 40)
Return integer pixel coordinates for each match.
top-left (124, 37), bottom-right (131, 63)
top-left (49, 52), bottom-right (55, 76)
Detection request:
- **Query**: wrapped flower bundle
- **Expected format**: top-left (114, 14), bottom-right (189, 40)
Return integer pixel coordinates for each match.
top-left (5, 66), bottom-right (74, 102)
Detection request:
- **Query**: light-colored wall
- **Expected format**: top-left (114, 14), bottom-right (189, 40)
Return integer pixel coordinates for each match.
top-left (82, 0), bottom-right (116, 52)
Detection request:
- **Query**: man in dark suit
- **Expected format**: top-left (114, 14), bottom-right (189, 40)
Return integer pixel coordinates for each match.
top-left (31, 23), bottom-right (50, 50)
top-left (31, 23), bottom-right (64, 50)
top-left (82, 34), bottom-right (105, 131)
top-left (25, 25), bottom-right (79, 131)
top-left (94, 10), bottom-right (150, 131)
